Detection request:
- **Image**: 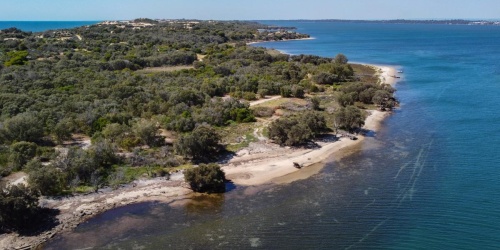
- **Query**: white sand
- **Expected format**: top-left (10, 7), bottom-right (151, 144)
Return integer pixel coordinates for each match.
top-left (369, 64), bottom-right (402, 86)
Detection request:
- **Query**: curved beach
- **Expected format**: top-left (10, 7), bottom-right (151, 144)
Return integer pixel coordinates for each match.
top-left (223, 64), bottom-right (399, 186)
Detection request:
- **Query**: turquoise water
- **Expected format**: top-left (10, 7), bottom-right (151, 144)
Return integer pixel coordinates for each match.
top-left (45, 22), bottom-right (500, 249)
top-left (0, 21), bottom-right (100, 32)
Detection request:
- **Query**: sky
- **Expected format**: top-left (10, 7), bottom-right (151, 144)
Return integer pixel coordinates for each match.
top-left (1, 0), bottom-right (499, 21)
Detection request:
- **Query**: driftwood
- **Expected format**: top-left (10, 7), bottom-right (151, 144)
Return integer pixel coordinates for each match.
top-left (293, 162), bottom-right (302, 169)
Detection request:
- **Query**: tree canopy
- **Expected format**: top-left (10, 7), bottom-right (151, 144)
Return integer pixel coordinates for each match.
top-left (184, 163), bottom-right (226, 193)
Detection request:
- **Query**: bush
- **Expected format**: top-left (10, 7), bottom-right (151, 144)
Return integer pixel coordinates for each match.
top-left (242, 92), bottom-right (257, 101)
top-left (175, 125), bottom-right (221, 161)
top-left (184, 163), bottom-right (226, 193)
top-left (133, 120), bottom-right (164, 147)
top-left (268, 111), bottom-right (327, 146)
top-left (230, 108), bottom-right (256, 123)
top-left (312, 72), bottom-right (337, 85)
top-left (2, 112), bottom-right (44, 143)
top-left (280, 85), bottom-right (292, 97)
top-left (4, 50), bottom-right (29, 66)
top-left (153, 168), bottom-right (170, 178)
top-left (334, 106), bottom-right (365, 133)
top-left (291, 85), bottom-right (305, 98)
top-left (28, 163), bottom-right (64, 196)
top-left (0, 184), bottom-right (40, 232)
top-left (253, 106), bottom-right (275, 117)
top-left (9, 141), bottom-right (38, 170)
top-left (310, 96), bottom-right (321, 110)
top-left (334, 53), bottom-right (348, 64)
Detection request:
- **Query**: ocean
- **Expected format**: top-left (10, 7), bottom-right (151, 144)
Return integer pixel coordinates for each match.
top-left (42, 21), bottom-right (500, 249)
top-left (0, 21), bottom-right (99, 32)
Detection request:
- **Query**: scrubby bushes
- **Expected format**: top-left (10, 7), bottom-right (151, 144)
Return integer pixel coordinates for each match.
top-left (175, 125), bottom-right (221, 161)
top-left (184, 163), bottom-right (226, 193)
top-left (253, 106), bottom-right (275, 117)
top-left (0, 184), bottom-right (40, 232)
top-left (9, 141), bottom-right (37, 170)
top-left (0, 112), bottom-right (44, 143)
top-left (268, 111), bottom-right (327, 146)
top-left (333, 106), bottom-right (366, 133)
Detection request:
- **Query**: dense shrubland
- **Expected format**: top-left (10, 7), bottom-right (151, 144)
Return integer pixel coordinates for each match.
top-left (0, 19), bottom-right (395, 200)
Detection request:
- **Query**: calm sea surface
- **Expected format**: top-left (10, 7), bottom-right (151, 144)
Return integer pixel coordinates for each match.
top-left (0, 21), bottom-right (99, 32)
top-left (42, 21), bottom-right (500, 249)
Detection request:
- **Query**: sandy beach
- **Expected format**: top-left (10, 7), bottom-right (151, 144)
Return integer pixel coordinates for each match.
top-left (247, 37), bottom-right (315, 45)
top-left (369, 64), bottom-right (402, 86)
top-left (222, 109), bottom-right (390, 186)
top-left (222, 64), bottom-right (400, 186)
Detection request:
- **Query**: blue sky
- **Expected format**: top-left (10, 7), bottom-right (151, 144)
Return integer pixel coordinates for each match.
top-left (2, 0), bottom-right (499, 21)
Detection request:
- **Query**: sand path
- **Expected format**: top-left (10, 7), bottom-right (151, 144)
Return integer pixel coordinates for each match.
top-left (249, 95), bottom-right (281, 107)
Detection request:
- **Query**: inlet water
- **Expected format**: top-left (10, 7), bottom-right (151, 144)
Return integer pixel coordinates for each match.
top-left (44, 21), bottom-right (500, 249)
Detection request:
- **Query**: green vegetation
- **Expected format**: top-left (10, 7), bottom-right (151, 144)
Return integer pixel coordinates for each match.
top-left (0, 184), bottom-right (39, 232)
top-left (0, 19), bottom-right (395, 198)
top-left (184, 163), bottom-right (226, 193)
top-left (4, 50), bottom-right (28, 67)
top-left (175, 125), bottom-right (221, 162)
top-left (268, 111), bottom-right (328, 146)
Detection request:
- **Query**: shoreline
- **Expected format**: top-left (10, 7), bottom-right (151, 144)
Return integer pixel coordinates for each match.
top-left (222, 64), bottom-right (400, 186)
top-left (222, 101), bottom-right (393, 187)
top-left (367, 63), bottom-right (402, 86)
top-left (0, 61), bottom-right (400, 249)
top-left (0, 173), bottom-right (192, 249)
top-left (247, 37), bottom-right (315, 45)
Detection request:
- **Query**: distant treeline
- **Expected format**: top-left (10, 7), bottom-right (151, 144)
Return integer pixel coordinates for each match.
top-left (280, 19), bottom-right (500, 26)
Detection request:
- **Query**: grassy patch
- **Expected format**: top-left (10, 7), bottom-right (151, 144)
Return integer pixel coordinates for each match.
top-left (351, 64), bottom-right (379, 84)
top-left (73, 185), bottom-right (95, 194)
top-left (262, 127), bottom-right (269, 138)
top-left (216, 120), bottom-right (263, 152)
top-left (121, 165), bottom-right (168, 180)
top-left (218, 122), bottom-right (255, 145)
top-left (226, 132), bottom-right (258, 152)
top-left (168, 164), bottom-right (193, 172)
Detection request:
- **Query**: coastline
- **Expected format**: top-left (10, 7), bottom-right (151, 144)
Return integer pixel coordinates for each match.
top-left (246, 37), bottom-right (315, 45)
top-left (222, 99), bottom-right (393, 186)
top-left (367, 63), bottom-right (401, 86)
top-left (221, 64), bottom-right (400, 186)
top-left (0, 173), bottom-right (192, 249)
top-left (0, 63), bottom-right (400, 249)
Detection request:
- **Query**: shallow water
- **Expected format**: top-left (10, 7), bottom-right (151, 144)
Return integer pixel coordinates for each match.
top-left (45, 21), bottom-right (500, 249)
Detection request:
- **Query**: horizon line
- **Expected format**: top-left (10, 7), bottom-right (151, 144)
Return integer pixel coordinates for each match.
top-left (1, 18), bottom-right (499, 22)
